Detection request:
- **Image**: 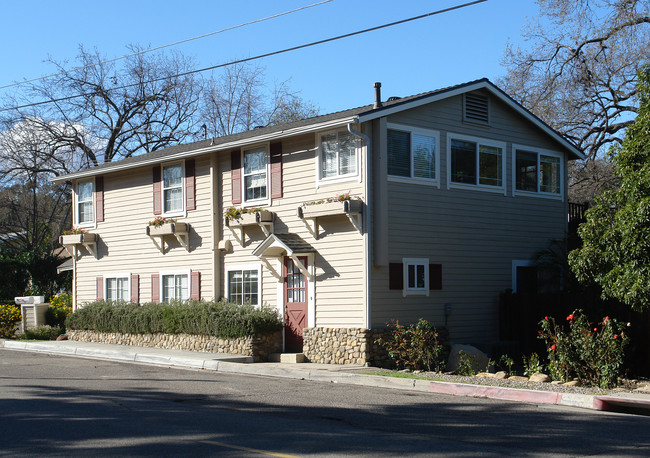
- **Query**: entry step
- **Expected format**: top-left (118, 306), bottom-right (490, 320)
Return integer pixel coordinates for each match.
top-left (269, 353), bottom-right (306, 363)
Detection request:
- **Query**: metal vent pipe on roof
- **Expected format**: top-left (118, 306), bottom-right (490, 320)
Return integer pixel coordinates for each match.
top-left (373, 82), bottom-right (382, 109)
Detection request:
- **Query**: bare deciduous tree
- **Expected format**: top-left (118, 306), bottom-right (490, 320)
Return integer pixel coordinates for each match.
top-left (4, 45), bottom-right (202, 167)
top-left (201, 63), bottom-right (318, 138)
top-left (500, 0), bottom-right (649, 160)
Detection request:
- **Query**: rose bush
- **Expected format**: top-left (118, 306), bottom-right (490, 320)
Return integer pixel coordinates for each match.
top-left (539, 310), bottom-right (629, 388)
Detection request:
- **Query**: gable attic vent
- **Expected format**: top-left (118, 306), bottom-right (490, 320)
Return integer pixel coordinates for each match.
top-left (464, 93), bottom-right (489, 124)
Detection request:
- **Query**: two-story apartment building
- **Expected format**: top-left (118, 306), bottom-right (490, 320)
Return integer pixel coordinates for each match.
top-left (54, 78), bottom-right (583, 363)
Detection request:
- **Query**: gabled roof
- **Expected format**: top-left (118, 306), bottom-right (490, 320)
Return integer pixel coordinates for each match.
top-left (52, 78), bottom-right (584, 182)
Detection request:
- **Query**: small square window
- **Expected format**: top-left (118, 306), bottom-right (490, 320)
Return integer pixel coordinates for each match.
top-left (226, 265), bottom-right (261, 306)
top-left (403, 258), bottom-right (429, 296)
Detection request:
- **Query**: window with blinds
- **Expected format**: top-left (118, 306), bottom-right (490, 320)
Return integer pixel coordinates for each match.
top-left (387, 125), bottom-right (439, 182)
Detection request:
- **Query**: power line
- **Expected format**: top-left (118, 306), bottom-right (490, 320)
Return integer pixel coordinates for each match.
top-left (0, 0), bottom-right (334, 91)
top-left (0, 0), bottom-right (488, 114)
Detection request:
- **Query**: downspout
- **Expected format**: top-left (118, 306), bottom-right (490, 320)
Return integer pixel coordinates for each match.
top-left (347, 121), bottom-right (371, 330)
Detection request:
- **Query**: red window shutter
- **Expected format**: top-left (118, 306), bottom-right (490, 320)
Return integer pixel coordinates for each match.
top-left (95, 176), bottom-right (104, 222)
top-left (389, 263), bottom-right (403, 290)
top-left (151, 274), bottom-right (160, 303)
top-left (231, 150), bottom-right (242, 204)
top-left (429, 264), bottom-right (442, 290)
top-left (152, 166), bottom-right (162, 215)
top-left (130, 274), bottom-right (140, 304)
top-left (96, 276), bottom-right (104, 300)
top-left (270, 142), bottom-right (283, 199)
top-left (190, 271), bottom-right (201, 300)
top-left (185, 159), bottom-right (196, 211)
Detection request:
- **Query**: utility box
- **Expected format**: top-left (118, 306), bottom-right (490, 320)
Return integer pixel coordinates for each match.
top-left (15, 296), bottom-right (49, 332)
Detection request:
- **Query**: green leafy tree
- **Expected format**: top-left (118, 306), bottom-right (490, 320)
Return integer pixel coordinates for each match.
top-left (569, 67), bottom-right (650, 311)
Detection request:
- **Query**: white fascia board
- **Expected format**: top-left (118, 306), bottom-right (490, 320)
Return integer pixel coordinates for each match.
top-left (51, 116), bottom-right (358, 183)
top-left (357, 81), bottom-right (585, 160)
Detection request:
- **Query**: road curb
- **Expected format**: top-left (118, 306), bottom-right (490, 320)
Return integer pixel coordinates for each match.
top-left (4, 339), bottom-right (650, 416)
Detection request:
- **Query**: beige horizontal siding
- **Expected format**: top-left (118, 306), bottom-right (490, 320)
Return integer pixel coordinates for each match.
top-left (75, 156), bottom-right (214, 306)
top-left (219, 132), bottom-right (367, 328)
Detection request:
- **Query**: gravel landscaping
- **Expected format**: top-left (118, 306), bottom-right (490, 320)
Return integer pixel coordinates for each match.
top-left (361, 369), bottom-right (650, 396)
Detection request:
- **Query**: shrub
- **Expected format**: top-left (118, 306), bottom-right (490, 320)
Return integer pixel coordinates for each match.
top-left (21, 325), bottom-right (64, 340)
top-left (522, 353), bottom-right (545, 377)
top-left (497, 354), bottom-right (515, 376)
top-left (539, 310), bottom-right (630, 388)
top-left (65, 300), bottom-right (283, 338)
top-left (0, 304), bottom-right (21, 338)
top-left (375, 319), bottom-right (446, 372)
top-left (46, 293), bottom-right (73, 329)
top-left (455, 350), bottom-right (477, 376)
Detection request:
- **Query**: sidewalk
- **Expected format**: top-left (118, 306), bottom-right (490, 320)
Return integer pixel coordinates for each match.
top-left (3, 338), bottom-right (650, 417)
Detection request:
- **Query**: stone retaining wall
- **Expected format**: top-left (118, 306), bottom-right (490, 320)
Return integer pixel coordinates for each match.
top-left (67, 329), bottom-right (282, 362)
top-left (303, 327), bottom-right (450, 367)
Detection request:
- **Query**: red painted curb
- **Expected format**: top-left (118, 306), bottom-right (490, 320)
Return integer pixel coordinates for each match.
top-left (429, 381), bottom-right (561, 404)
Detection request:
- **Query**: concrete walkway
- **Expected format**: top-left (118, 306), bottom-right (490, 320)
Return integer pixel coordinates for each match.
top-left (2, 338), bottom-right (650, 417)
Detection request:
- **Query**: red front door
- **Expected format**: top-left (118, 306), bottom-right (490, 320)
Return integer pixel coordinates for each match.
top-left (284, 256), bottom-right (308, 353)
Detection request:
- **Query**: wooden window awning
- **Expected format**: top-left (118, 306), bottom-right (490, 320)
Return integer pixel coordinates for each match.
top-left (297, 200), bottom-right (363, 239)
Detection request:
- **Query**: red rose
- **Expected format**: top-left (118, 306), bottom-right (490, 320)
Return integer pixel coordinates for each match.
top-left (551, 344), bottom-right (556, 351)
top-left (567, 314), bottom-right (574, 321)
top-left (614, 334), bottom-right (618, 339)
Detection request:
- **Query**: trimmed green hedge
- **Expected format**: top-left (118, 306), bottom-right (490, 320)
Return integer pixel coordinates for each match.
top-left (65, 300), bottom-right (283, 338)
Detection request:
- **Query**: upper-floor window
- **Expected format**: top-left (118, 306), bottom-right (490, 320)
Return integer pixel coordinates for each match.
top-left (387, 125), bottom-right (439, 183)
top-left (77, 179), bottom-right (94, 225)
top-left (514, 147), bottom-right (562, 196)
top-left (448, 134), bottom-right (505, 192)
top-left (244, 146), bottom-right (267, 201)
top-left (319, 130), bottom-right (358, 181)
top-left (162, 164), bottom-right (183, 213)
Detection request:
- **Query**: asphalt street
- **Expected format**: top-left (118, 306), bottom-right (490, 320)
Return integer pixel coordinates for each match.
top-left (1, 349), bottom-right (649, 457)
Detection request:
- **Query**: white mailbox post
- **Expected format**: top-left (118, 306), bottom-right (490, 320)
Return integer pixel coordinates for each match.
top-left (15, 296), bottom-right (49, 332)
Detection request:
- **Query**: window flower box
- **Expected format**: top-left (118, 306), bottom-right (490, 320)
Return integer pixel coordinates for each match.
top-left (146, 222), bottom-right (190, 237)
top-left (225, 210), bottom-right (274, 227)
top-left (59, 232), bottom-right (98, 246)
top-left (298, 200), bottom-right (363, 219)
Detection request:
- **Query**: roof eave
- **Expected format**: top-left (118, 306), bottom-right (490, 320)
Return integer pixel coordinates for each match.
top-left (357, 80), bottom-right (585, 161)
top-left (51, 115), bottom-right (359, 183)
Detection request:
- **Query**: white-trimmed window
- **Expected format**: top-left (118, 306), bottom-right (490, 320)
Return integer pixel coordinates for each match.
top-left (403, 258), bottom-right (429, 296)
top-left (387, 124), bottom-right (439, 184)
top-left (161, 270), bottom-right (189, 302)
top-left (76, 179), bottom-right (94, 225)
top-left (105, 274), bottom-right (130, 302)
top-left (449, 134), bottom-right (505, 192)
top-left (225, 264), bottom-right (261, 306)
top-left (318, 130), bottom-right (358, 181)
top-left (514, 147), bottom-right (563, 196)
top-left (162, 163), bottom-right (184, 214)
top-left (243, 146), bottom-right (268, 202)
top-left (512, 260), bottom-right (538, 294)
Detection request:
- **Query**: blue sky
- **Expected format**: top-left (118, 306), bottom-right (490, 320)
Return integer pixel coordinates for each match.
top-left (0, 0), bottom-right (539, 115)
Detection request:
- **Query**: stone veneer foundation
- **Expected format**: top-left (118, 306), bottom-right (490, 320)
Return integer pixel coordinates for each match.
top-left (67, 329), bottom-right (282, 362)
top-left (303, 327), bottom-right (450, 367)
